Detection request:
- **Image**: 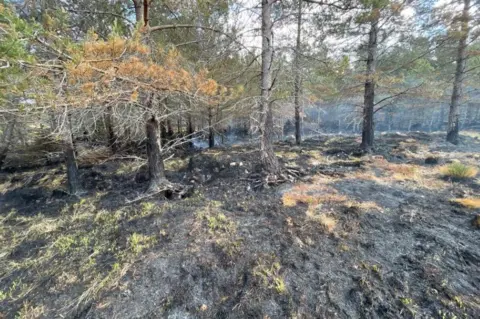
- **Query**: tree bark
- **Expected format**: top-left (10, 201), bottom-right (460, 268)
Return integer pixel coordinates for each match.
top-left (143, 0), bottom-right (150, 27)
top-left (105, 105), bottom-right (117, 153)
top-left (64, 113), bottom-right (82, 195)
top-left (361, 18), bottom-right (379, 151)
top-left (187, 113), bottom-right (194, 136)
top-left (0, 116), bottom-right (16, 169)
top-left (166, 119), bottom-right (174, 137)
top-left (160, 120), bottom-right (168, 142)
top-left (208, 107), bottom-right (215, 148)
top-left (146, 114), bottom-right (167, 192)
top-left (446, 0), bottom-right (470, 144)
top-left (132, 0), bottom-right (143, 24)
top-left (133, 1), bottom-right (169, 193)
top-left (293, 0), bottom-right (303, 145)
top-left (260, 0), bottom-right (280, 174)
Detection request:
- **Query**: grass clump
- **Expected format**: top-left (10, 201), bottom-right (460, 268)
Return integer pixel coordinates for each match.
top-left (400, 297), bottom-right (413, 306)
top-left (253, 256), bottom-right (287, 294)
top-left (196, 203), bottom-right (242, 259)
top-left (128, 233), bottom-right (157, 255)
top-left (16, 300), bottom-right (45, 319)
top-left (453, 295), bottom-right (464, 309)
top-left (196, 202), bottom-right (235, 235)
top-left (317, 215), bottom-right (337, 233)
top-left (54, 235), bottom-right (77, 255)
top-left (440, 162), bottom-right (478, 180)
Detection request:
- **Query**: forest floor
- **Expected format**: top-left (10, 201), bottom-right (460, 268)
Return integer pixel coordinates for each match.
top-left (0, 132), bottom-right (479, 319)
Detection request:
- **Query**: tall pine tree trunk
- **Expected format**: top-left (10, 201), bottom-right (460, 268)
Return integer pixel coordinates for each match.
top-left (133, 0), bottom-right (143, 24)
top-left (447, 0), bottom-right (470, 144)
top-left (208, 107), bottom-right (214, 148)
top-left (105, 105), bottom-right (117, 153)
top-left (187, 113), bottom-right (194, 137)
top-left (138, 1), bottom-right (167, 192)
top-left (64, 112), bottom-right (82, 195)
top-left (0, 116), bottom-right (16, 169)
top-left (361, 18), bottom-right (379, 151)
top-left (260, 0), bottom-right (280, 174)
top-left (146, 114), bottom-right (167, 192)
top-left (166, 119), bottom-right (174, 138)
top-left (293, 0), bottom-right (303, 145)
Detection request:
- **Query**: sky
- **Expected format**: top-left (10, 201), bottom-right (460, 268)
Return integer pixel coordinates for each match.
top-left (229, 0), bottom-right (420, 66)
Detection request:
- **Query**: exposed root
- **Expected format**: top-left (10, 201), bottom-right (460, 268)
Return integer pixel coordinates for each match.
top-left (246, 166), bottom-right (304, 190)
top-left (126, 180), bottom-right (192, 203)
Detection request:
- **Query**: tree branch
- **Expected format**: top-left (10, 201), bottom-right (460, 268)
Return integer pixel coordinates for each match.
top-left (148, 24), bottom-right (257, 61)
top-left (302, 0), bottom-right (357, 10)
top-left (65, 9), bottom-right (134, 26)
top-left (373, 83), bottom-right (423, 113)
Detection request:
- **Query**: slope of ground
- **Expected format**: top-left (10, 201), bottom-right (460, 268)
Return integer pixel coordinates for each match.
top-left (0, 132), bottom-right (479, 318)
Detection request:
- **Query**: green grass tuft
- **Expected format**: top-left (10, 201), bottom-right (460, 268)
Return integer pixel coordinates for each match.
top-left (440, 162), bottom-right (478, 179)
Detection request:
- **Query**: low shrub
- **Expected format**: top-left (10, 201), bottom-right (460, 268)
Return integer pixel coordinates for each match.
top-left (440, 162), bottom-right (478, 179)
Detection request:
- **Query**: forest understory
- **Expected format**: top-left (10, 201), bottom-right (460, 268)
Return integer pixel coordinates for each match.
top-left (0, 132), bottom-right (479, 319)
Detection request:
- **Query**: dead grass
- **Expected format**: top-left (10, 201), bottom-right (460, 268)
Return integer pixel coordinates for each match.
top-left (164, 158), bottom-right (188, 171)
top-left (461, 131), bottom-right (480, 139)
top-left (304, 150), bottom-right (327, 166)
top-left (282, 186), bottom-right (347, 207)
top-left (349, 161), bottom-right (449, 190)
top-left (372, 160), bottom-right (419, 181)
top-left (16, 300), bottom-right (45, 319)
top-left (344, 200), bottom-right (383, 212)
top-left (77, 146), bottom-right (111, 165)
top-left (316, 215), bottom-right (337, 232)
top-left (283, 177), bottom-right (384, 234)
top-left (350, 170), bottom-right (383, 183)
top-left (389, 164), bottom-right (418, 180)
top-left (450, 198), bottom-right (480, 209)
top-left (274, 151), bottom-right (299, 160)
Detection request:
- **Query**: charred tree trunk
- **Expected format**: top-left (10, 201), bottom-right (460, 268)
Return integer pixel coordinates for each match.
top-left (361, 18), bottom-right (379, 151)
top-left (260, 0), bottom-right (280, 174)
top-left (187, 114), bottom-right (194, 137)
top-left (0, 116), bottom-right (16, 169)
top-left (293, 0), bottom-right (302, 145)
top-left (64, 139), bottom-right (81, 195)
top-left (146, 114), bottom-right (166, 192)
top-left (447, 0), bottom-right (470, 144)
top-left (105, 105), bottom-right (117, 153)
top-left (186, 113), bottom-right (195, 148)
top-left (64, 114), bottom-right (82, 195)
top-left (208, 107), bottom-right (214, 148)
top-left (160, 120), bottom-right (168, 142)
top-left (143, 0), bottom-right (150, 27)
top-left (166, 119), bottom-right (174, 138)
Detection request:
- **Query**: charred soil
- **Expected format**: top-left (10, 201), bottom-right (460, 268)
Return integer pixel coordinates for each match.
top-left (1, 132), bottom-right (479, 318)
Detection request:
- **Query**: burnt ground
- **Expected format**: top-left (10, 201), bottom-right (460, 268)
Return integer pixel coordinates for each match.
top-left (0, 132), bottom-right (479, 319)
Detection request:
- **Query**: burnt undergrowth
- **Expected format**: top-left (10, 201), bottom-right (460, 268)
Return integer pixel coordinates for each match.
top-left (0, 132), bottom-right (479, 318)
